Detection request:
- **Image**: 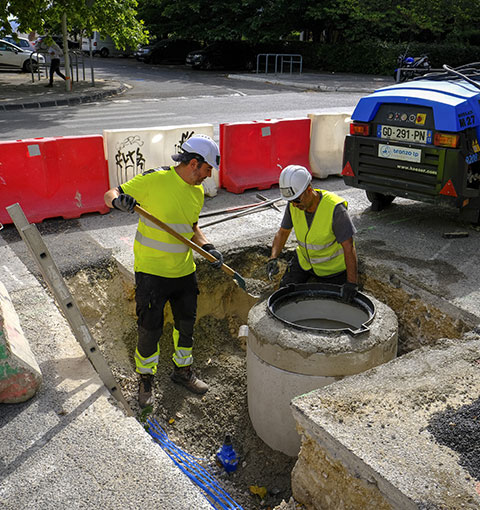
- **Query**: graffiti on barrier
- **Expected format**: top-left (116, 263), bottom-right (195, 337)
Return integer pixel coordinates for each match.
top-left (174, 131), bottom-right (195, 155)
top-left (115, 135), bottom-right (146, 184)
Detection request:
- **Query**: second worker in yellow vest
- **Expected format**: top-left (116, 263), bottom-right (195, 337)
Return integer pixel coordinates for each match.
top-left (267, 165), bottom-right (358, 301)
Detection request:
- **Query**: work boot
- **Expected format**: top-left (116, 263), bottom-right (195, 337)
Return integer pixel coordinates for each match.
top-left (138, 374), bottom-right (154, 408)
top-left (170, 365), bottom-right (208, 394)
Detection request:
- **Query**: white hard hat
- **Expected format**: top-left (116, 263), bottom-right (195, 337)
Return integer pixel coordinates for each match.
top-left (171, 134), bottom-right (220, 170)
top-left (279, 165), bottom-right (312, 201)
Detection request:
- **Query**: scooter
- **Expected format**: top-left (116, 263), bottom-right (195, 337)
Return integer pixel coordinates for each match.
top-left (394, 50), bottom-right (431, 82)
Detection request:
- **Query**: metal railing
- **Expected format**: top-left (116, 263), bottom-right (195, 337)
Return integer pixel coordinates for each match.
top-left (30, 50), bottom-right (49, 82)
top-left (69, 50), bottom-right (86, 81)
top-left (29, 49), bottom-right (86, 83)
top-left (256, 53), bottom-right (303, 74)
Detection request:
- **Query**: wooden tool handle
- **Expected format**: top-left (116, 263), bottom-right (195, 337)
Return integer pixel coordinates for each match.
top-left (134, 205), bottom-right (235, 277)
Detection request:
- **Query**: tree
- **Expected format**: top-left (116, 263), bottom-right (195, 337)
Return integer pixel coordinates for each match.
top-left (1, 0), bottom-right (148, 50)
top-left (1, 0), bottom-right (147, 91)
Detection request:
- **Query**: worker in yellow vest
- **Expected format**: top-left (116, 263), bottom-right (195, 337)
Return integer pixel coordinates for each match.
top-left (267, 165), bottom-right (358, 301)
top-left (104, 135), bottom-right (222, 408)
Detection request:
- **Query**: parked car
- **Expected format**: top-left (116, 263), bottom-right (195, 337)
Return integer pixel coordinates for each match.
top-left (34, 35), bottom-right (79, 53)
top-left (82, 32), bottom-right (131, 57)
top-left (134, 44), bottom-right (153, 61)
top-left (185, 41), bottom-right (256, 70)
top-left (2, 35), bottom-right (36, 52)
top-left (52, 35), bottom-right (79, 49)
top-left (0, 39), bottom-right (45, 72)
top-left (146, 39), bottom-right (200, 65)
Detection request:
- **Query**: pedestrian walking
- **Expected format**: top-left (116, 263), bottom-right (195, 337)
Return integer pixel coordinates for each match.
top-left (38, 37), bottom-right (66, 87)
top-left (104, 135), bottom-right (223, 408)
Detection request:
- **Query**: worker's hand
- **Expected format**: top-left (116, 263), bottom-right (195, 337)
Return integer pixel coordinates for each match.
top-left (266, 258), bottom-right (279, 281)
top-left (202, 244), bottom-right (223, 269)
top-left (112, 194), bottom-right (137, 213)
top-left (341, 282), bottom-right (358, 303)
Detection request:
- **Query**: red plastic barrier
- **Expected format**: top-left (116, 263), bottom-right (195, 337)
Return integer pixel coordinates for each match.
top-left (219, 118), bottom-right (311, 193)
top-left (0, 135), bottom-right (109, 225)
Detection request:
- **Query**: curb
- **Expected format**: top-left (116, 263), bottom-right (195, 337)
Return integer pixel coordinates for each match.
top-left (0, 82), bottom-right (129, 111)
top-left (226, 74), bottom-right (381, 93)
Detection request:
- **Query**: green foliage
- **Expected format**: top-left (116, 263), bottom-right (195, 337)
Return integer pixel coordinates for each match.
top-left (1, 0), bottom-right (148, 50)
top-left (307, 41), bottom-right (480, 75)
top-left (134, 0), bottom-right (480, 50)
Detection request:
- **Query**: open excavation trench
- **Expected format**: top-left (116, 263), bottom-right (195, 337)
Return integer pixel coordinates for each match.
top-left (65, 248), bottom-right (475, 510)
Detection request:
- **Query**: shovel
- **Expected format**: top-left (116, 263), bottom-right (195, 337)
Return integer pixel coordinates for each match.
top-left (134, 205), bottom-right (257, 298)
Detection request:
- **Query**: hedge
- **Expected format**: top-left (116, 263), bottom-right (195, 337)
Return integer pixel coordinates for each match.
top-left (288, 41), bottom-right (480, 75)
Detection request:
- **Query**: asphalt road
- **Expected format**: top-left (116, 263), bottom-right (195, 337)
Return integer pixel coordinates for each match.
top-left (0, 57), bottom-right (365, 140)
top-left (2, 56), bottom-right (479, 323)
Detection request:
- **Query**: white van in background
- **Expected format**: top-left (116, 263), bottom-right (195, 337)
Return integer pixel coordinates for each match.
top-left (82, 32), bottom-right (132, 57)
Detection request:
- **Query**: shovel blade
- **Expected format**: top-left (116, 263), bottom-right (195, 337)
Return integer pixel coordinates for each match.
top-left (232, 271), bottom-right (246, 291)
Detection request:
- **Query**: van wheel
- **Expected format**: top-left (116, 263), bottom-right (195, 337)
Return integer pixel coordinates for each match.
top-left (100, 48), bottom-right (109, 58)
top-left (366, 191), bottom-right (395, 211)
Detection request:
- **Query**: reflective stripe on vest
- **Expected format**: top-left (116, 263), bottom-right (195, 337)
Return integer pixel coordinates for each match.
top-left (120, 166), bottom-right (204, 278)
top-left (140, 216), bottom-right (194, 235)
top-left (298, 239), bottom-right (336, 251)
top-left (135, 231), bottom-right (189, 253)
top-left (309, 246), bottom-right (345, 264)
top-left (291, 189), bottom-right (347, 277)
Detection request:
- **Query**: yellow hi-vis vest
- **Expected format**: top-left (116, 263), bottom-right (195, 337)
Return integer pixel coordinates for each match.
top-left (290, 189), bottom-right (347, 277)
top-left (121, 166), bottom-right (204, 278)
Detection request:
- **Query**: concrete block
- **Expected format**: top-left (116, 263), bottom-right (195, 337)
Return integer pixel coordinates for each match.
top-left (102, 124), bottom-right (217, 195)
top-left (291, 334), bottom-right (480, 510)
top-left (0, 281), bottom-right (42, 403)
top-left (308, 112), bottom-right (351, 178)
top-left (247, 293), bottom-right (398, 456)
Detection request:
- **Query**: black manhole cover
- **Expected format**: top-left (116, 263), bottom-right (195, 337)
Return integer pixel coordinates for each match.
top-left (267, 283), bottom-right (376, 336)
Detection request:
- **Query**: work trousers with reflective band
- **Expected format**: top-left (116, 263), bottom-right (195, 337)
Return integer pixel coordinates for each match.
top-left (134, 271), bottom-right (198, 375)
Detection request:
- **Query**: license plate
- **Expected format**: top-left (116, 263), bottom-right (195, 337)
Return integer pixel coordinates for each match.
top-left (377, 125), bottom-right (432, 144)
top-left (378, 144), bottom-right (422, 163)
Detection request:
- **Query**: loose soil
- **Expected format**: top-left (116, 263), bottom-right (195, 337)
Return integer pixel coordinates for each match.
top-left (67, 260), bottom-right (300, 510)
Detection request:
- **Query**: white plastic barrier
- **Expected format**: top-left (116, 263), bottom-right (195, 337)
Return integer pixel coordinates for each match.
top-left (308, 113), bottom-right (352, 178)
top-left (103, 124), bottom-right (218, 196)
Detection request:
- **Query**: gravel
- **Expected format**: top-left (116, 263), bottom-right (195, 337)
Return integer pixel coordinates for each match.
top-left (427, 397), bottom-right (480, 481)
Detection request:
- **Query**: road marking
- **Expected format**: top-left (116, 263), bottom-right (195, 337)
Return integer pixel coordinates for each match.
top-left (356, 215), bottom-right (423, 234)
top-left (227, 89), bottom-right (247, 96)
top-left (429, 240), bottom-right (453, 261)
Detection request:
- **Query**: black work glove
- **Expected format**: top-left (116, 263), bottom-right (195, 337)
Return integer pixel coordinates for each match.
top-left (266, 258), bottom-right (279, 281)
top-left (112, 194), bottom-right (137, 213)
top-left (341, 282), bottom-right (358, 303)
top-left (202, 243), bottom-right (223, 269)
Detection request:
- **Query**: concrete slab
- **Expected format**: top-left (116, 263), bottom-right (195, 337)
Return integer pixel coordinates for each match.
top-left (291, 335), bottom-right (480, 510)
top-left (0, 243), bottom-right (216, 510)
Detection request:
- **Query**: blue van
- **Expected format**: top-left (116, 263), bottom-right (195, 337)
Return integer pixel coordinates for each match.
top-left (342, 64), bottom-right (480, 223)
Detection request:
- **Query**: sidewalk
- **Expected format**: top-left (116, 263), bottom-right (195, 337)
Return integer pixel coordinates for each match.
top-left (227, 71), bottom-right (391, 93)
top-left (0, 71), bottom-right (128, 110)
top-left (0, 69), bottom-right (391, 111)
